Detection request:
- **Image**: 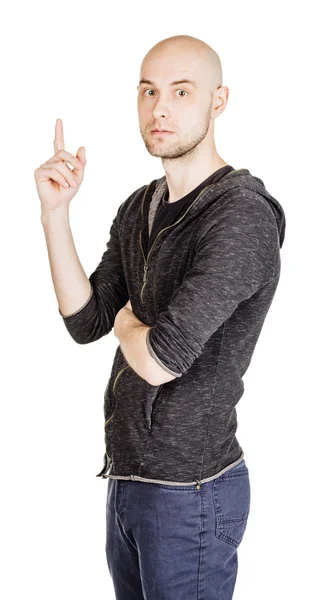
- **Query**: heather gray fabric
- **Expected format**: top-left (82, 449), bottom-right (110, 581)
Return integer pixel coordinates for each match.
top-left (144, 165), bottom-right (234, 254)
top-left (59, 168), bottom-right (286, 486)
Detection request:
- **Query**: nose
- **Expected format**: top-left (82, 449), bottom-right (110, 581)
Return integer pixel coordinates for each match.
top-left (151, 96), bottom-right (170, 120)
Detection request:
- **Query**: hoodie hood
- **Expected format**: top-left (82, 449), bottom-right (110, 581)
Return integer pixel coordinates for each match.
top-left (151, 168), bottom-right (286, 248)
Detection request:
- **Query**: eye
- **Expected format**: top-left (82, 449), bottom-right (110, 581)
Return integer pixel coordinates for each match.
top-left (142, 89), bottom-right (188, 97)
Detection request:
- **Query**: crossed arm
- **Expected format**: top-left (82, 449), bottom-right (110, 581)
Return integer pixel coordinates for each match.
top-left (113, 196), bottom-right (279, 386)
top-left (113, 299), bottom-right (177, 386)
top-left (60, 194), bottom-right (279, 386)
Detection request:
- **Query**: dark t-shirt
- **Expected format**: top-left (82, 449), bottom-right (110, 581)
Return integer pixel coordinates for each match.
top-left (142, 165), bottom-right (235, 256)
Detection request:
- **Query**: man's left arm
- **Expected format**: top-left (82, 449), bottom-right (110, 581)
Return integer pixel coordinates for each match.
top-left (113, 300), bottom-right (177, 386)
top-left (114, 195), bottom-right (280, 386)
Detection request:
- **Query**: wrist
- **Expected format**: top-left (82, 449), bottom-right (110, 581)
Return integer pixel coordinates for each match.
top-left (40, 205), bottom-right (70, 225)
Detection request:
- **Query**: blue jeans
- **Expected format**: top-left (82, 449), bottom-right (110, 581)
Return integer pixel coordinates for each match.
top-left (105, 459), bottom-right (251, 600)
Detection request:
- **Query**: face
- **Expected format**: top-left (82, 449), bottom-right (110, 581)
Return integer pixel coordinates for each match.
top-left (137, 49), bottom-right (217, 160)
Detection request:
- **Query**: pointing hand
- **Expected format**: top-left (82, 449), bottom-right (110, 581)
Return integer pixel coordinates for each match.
top-left (34, 118), bottom-right (86, 214)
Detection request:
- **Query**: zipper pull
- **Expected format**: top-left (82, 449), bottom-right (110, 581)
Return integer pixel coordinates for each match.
top-left (143, 264), bottom-right (148, 283)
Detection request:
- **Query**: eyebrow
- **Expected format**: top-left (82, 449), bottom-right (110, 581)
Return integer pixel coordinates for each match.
top-left (138, 78), bottom-right (197, 88)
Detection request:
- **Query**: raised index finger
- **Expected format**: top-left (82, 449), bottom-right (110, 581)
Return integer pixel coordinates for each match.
top-left (54, 118), bottom-right (65, 154)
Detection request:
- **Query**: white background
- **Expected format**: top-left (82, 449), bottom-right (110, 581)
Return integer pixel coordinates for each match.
top-left (1, 0), bottom-right (321, 598)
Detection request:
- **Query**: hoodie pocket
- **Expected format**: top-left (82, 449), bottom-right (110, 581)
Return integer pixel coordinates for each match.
top-left (147, 384), bottom-right (164, 430)
top-left (104, 363), bottom-right (130, 430)
top-left (102, 361), bottom-right (130, 472)
top-left (212, 461), bottom-right (251, 548)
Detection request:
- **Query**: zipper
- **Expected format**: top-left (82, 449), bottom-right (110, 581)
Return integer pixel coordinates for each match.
top-left (139, 183), bottom-right (215, 304)
top-left (104, 364), bottom-right (129, 430)
top-left (99, 363), bottom-right (129, 478)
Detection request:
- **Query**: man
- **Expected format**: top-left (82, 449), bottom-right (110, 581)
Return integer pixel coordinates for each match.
top-left (35, 34), bottom-right (286, 600)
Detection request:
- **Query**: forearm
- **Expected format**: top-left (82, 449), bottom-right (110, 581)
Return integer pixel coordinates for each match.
top-left (41, 206), bottom-right (92, 317)
top-left (114, 307), bottom-right (176, 386)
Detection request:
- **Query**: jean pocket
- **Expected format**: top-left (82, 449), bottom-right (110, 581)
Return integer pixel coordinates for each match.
top-left (212, 462), bottom-right (251, 548)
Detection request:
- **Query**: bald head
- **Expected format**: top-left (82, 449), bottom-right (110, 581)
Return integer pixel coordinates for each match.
top-left (140, 35), bottom-right (223, 96)
top-left (137, 35), bottom-right (228, 163)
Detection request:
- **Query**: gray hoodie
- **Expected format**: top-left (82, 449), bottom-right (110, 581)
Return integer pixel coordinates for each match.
top-left (59, 168), bottom-right (286, 487)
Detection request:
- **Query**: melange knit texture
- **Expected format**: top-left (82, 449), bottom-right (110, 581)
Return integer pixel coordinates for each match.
top-left (59, 168), bottom-right (286, 485)
top-left (144, 165), bottom-right (235, 253)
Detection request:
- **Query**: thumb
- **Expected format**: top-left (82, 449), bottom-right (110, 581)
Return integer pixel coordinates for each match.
top-left (76, 146), bottom-right (86, 168)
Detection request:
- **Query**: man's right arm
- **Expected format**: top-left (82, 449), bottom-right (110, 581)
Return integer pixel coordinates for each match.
top-left (41, 201), bottom-right (129, 344)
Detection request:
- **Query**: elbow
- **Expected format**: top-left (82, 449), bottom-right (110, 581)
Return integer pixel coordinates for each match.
top-left (63, 330), bottom-right (101, 345)
top-left (67, 334), bottom-right (95, 345)
top-left (61, 318), bottom-right (111, 345)
top-left (59, 286), bottom-right (113, 344)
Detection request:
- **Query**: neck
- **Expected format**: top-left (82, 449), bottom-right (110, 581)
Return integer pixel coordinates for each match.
top-left (161, 149), bottom-right (229, 204)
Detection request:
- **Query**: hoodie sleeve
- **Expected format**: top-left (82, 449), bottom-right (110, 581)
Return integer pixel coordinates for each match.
top-left (58, 202), bottom-right (129, 344)
top-left (146, 195), bottom-right (281, 376)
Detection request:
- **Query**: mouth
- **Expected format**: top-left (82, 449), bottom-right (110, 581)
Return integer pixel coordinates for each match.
top-left (151, 130), bottom-right (174, 135)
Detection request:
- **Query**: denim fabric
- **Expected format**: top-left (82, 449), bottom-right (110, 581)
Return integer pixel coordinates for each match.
top-left (105, 458), bottom-right (251, 600)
